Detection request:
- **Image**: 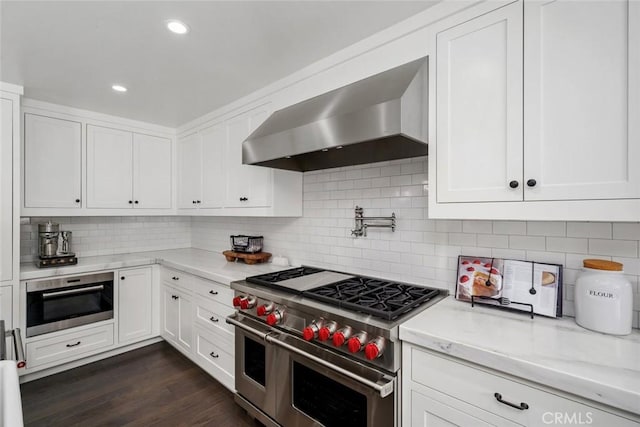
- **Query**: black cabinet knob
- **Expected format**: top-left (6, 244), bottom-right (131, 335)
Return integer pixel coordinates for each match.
top-left (192, 200), bottom-right (196, 204)
top-left (526, 179), bottom-right (537, 187)
top-left (196, 200), bottom-right (201, 204)
top-left (121, 276), bottom-right (125, 280)
top-left (128, 200), bottom-right (133, 204)
top-left (509, 180), bottom-right (519, 189)
top-left (75, 199), bottom-right (80, 203)
top-left (134, 200), bottom-right (139, 204)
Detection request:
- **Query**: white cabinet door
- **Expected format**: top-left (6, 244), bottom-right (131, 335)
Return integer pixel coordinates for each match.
top-left (201, 124), bottom-right (226, 208)
top-left (118, 267), bottom-right (153, 344)
top-left (177, 291), bottom-right (193, 352)
top-left (133, 133), bottom-right (172, 208)
top-left (524, 0), bottom-right (640, 201)
top-left (0, 286), bottom-right (12, 358)
top-left (24, 114), bottom-right (82, 208)
top-left (86, 125), bottom-right (133, 208)
top-left (410, 390), bottom-right (495, 427)
top-left (435, 2), bottom-right (523, 203)
top-left (177, 132), bottom-right (202, 209)
top-left (226, 107), bottom-right (272, 208)
top-left (0, 99), bottom-right (12, 282)
top-left (162, 285), bottom-right (179, 343)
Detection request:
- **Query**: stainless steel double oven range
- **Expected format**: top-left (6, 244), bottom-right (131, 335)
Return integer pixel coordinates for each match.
top-left (227, 267), bottom-right (445, 427)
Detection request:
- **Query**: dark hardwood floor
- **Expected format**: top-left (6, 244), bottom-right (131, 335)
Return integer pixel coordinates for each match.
top-left (20, 342), bottom-right (261, 427)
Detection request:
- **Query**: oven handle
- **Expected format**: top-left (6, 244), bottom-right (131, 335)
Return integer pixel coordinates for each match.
top-left (42, 285), bottom-right (104, 299)
top-left (226, 313), bottom-right (395, 398)
top-left (267, 334), bottom-right (395, 398)
top-left (226, 313), bottom-right (269, 341)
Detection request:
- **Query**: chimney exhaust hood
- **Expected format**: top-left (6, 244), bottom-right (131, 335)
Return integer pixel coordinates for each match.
top-left (242, 57), bottom-right (428, 172)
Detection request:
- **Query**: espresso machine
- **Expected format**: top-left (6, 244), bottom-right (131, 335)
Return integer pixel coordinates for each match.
top-left (35, 221), bottom-right (77, 268)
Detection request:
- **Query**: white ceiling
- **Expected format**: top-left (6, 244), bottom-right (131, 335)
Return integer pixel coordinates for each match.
top-left (1, 1), bottom-right (438, 127)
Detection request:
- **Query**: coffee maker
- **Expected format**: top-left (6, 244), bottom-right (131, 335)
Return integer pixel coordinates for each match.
top-left (35, 221), bottom-right (77, 268)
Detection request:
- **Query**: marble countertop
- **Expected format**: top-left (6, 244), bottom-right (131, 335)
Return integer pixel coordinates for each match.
top-left (20, 248), bottom-right (287, 285)
top-left (400, 297), bottom-right (640, 415)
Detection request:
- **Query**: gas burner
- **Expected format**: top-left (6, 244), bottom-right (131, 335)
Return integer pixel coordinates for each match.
top-left (304, 279), bottom-right (441, 320)
top-left (248, 266), bottom-right (324, 285)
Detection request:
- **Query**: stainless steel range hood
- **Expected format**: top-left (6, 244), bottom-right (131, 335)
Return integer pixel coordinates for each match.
top-left (242, 57), bottom-right (427, 172)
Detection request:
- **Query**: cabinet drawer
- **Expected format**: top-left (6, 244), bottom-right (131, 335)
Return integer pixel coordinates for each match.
top-left (26, 324), bottom-right (114, 368)
top-left (192, 276), bottom-right (234, 306)
top-left (194, 298), bottom-right (235, 342)
top-left (194, 326), bottom-right (234, 390)
top-left (161, 268), bottom-right (190, 287)
top-left (411, 348), bottom-right (635, 426)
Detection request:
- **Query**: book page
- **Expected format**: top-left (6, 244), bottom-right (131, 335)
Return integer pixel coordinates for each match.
top-left (502, 260), bottom-right (560, 317)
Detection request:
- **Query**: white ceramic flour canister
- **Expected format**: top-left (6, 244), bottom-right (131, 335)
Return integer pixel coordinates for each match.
top-left (574, 259), bottom-right (633, 335)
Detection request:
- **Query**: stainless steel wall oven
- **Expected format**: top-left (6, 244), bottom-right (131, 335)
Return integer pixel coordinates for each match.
top-left (26, 272), bottom-right (114, 337)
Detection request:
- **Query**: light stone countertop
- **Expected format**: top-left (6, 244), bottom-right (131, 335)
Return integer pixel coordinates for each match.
top-left (399, 296), bottom-right (640, 416)
top-left (19, 248), bottom-right (287, 285)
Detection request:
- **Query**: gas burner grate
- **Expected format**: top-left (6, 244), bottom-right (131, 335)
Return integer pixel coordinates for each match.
top-left (304, 279), bottom-right (441, 320)
top-left (247, 267), bottom-right (324, 287)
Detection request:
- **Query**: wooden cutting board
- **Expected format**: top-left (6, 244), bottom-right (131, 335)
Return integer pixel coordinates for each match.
top-left (223, 250), bottom-right (272, 265)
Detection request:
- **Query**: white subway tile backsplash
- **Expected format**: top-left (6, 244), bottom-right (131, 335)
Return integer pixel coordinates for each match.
top-left (527, 221), bottom-right (566, 237)
top-left (589, 239), bottom-right (639, 258)
top-left (19, 158), bottom-right (639, 329)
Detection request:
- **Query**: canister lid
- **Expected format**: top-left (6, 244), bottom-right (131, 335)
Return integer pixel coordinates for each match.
top-left (38, 221), bottom-right (59, 233)
top-left (583, 259), bottom-right (623, 271)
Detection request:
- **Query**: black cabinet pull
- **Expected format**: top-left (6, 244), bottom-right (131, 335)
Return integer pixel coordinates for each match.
top-left (209, 352), bottom-right (219, 359)
top-left (526, 179), bottom-right (537, 187)
top-left (121, 276), bottom-right (125, 280)
top-left (196, 200), bottom-right (201, 204)
top-left (509, 180), bottom-right (519, 189)
top-left (209, 290), bottom-right (218, 295)
top-left (239, 197), bottom-right (248, 201)
top-left (494, 393), bottom-right (529, 410)
top-left (172, 295), bottom-right (179, 300)
top-left (66, 341), bottom-right (81, 348)
top-left (209, 316), bottom-right (219, 323)
top-left (75, 199), bottom-right (80, 203)
top-left (172, 276), bottom-right (179, 281)
top-left (192, 200), bottom-right (196, 204)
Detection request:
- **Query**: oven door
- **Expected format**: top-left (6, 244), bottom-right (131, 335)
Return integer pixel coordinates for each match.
top-left (228, 313), bottom-right (278, 421)
top-left (272, 333), bottom-right (396, 427)
top-left (26, 272), bottom-right (114, 337)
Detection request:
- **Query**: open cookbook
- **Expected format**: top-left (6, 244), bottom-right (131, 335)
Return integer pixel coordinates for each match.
top-left (455, 256), bottom-right (563, 318)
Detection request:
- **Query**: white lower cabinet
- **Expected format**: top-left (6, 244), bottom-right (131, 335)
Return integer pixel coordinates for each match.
top-left (0, 286), bottom-right (13, 358)
top-left (117, 267), bottom-right (153, 344)
top-left (161, 283), bottom-right (193, 355)
top-left (26, 324), bottom-right (114, 369)
top-left (160, 267), bottom-right (236, 390)
top-left (402, 343), bottom-right (638, 427)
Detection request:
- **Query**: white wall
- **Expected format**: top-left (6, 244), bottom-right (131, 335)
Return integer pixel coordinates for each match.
top-left (20, 216), bottom-right (191, 261)
top-left (190, 157), bottom-right (640, 328)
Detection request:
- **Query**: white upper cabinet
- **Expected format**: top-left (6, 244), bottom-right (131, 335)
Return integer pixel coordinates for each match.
top-left (200, 124), bottom-right (226, 208)
top-left (225, 107), bottom-right (272, 208)
top-left (429, 0), bottom-right (640, 220)
top-left (87, 125), bottom-right (133, 208)
top-left (523, 0), bottom-right (640, 201)
top-left (24, 114), bottom-right (82, 208)
top-left (177, 132), bottom-right (202, 209)
top-left (436, 1), bottom-right (523, 203)
top-left (87, 125), bottom-right (171, 209)
top-left (1, 98), bottom-right (13, 282)
top-left (177, 103), bottom-right (302, 216)
top-left (133, 133), bottom-right (172, 209)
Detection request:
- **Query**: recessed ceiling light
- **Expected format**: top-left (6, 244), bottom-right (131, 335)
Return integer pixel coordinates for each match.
top-left (112, 84), bottom-right (127, 93)
top-left (166, 19), bottom-right (189, 34)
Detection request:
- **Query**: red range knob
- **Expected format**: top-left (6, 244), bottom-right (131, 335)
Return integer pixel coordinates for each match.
top-left (266, 313), bottom-right (278, 326)
top-left (302, 327), bottom-right (315, 341)
top-left (364, 342), bottom-right (380, 360)
top-left (257, 305), bottom-right (267, 316)
top-left (318, 327), bottom-right (331, 341)
top-left (232, 296), bottom-right (243, 307)
top-left (240, 299), bottom-right (249, 309)
top-left (348, 337), bottom-right (362, 353)
top-left (333, 332), bottom-right (346, 347)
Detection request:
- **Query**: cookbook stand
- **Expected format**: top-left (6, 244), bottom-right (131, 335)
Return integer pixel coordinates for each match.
top-left (470, 296), bottom-right (534, 319)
